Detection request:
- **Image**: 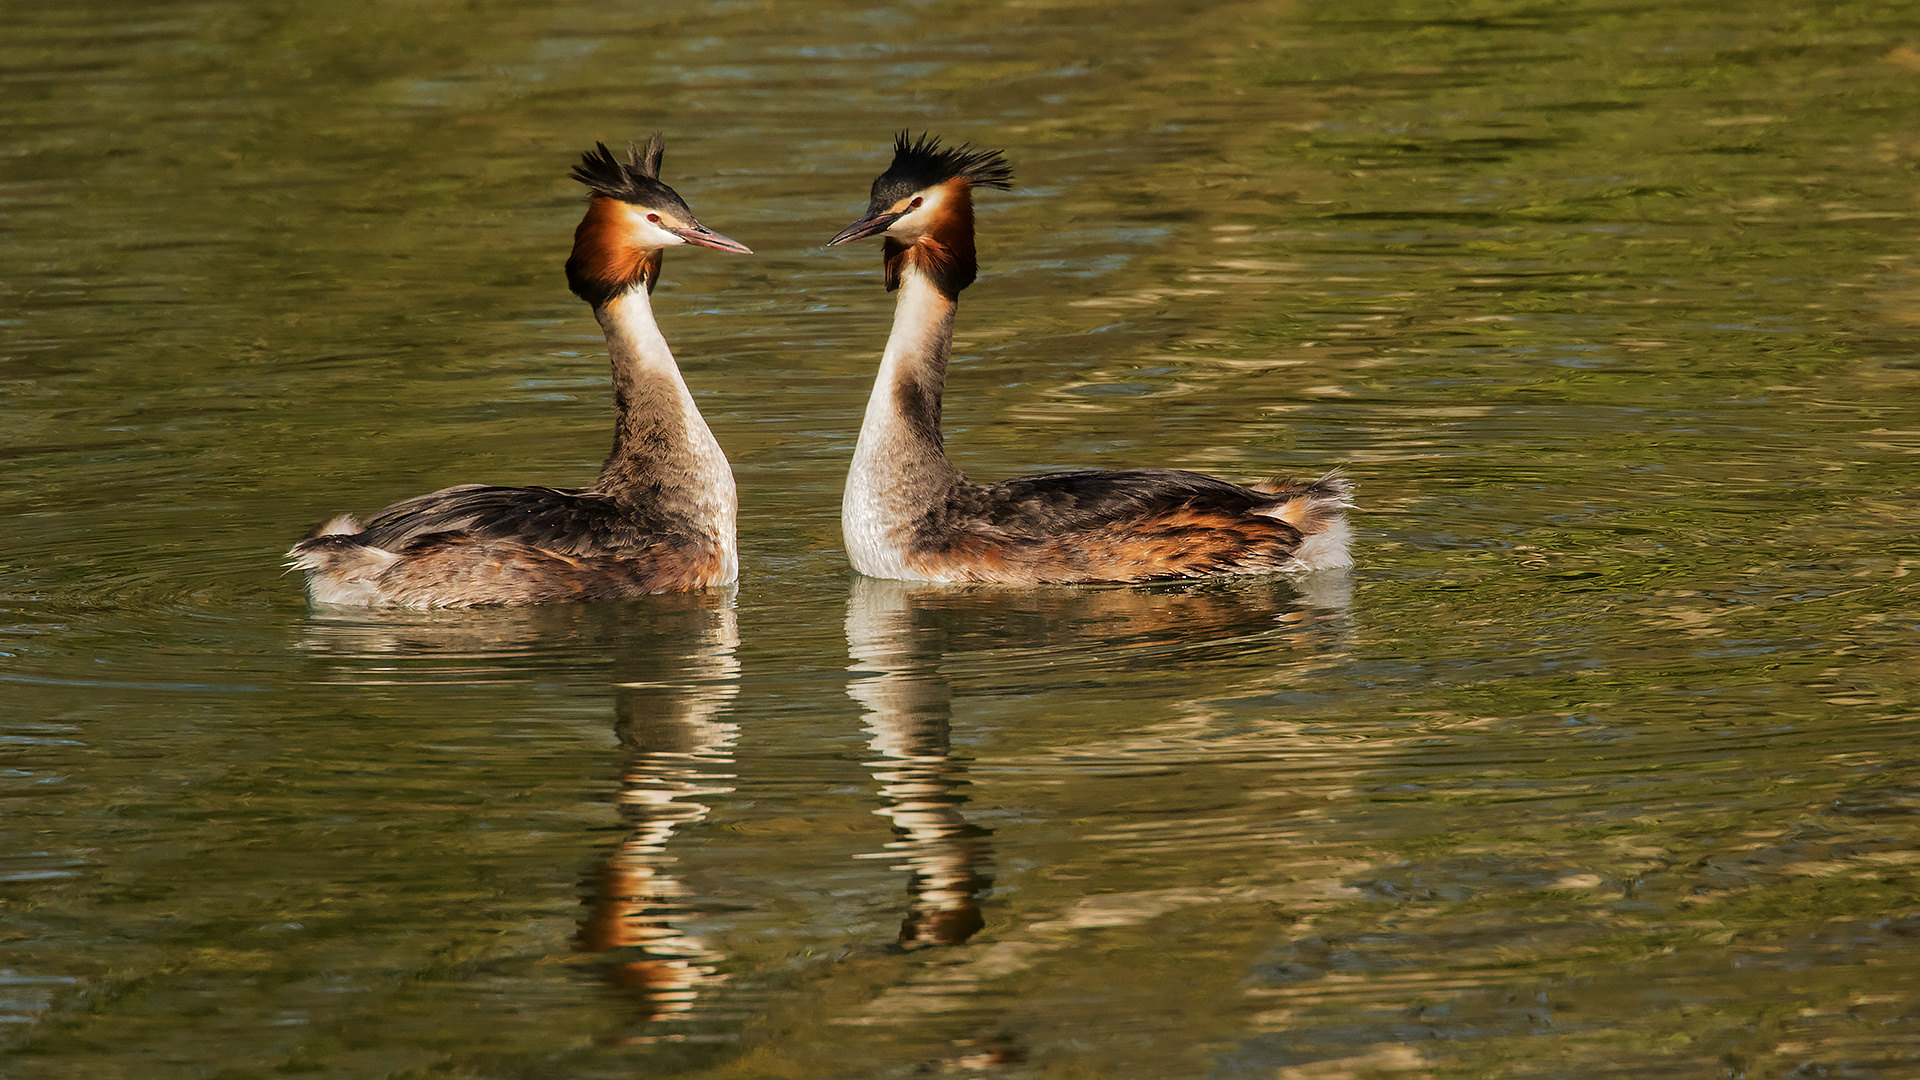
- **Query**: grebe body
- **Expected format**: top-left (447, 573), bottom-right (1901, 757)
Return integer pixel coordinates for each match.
top-left (829, 134), bottom-right (1352, 586)
top-left (290, 136), bottom-right (750, 607)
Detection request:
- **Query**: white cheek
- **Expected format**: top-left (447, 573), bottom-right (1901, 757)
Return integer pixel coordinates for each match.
top-left (885, 194), bottom-right (942, 240)
top-left (640, 221), bottom-right (687, 247)
top-left (624, 207), bottom-right (686, 247)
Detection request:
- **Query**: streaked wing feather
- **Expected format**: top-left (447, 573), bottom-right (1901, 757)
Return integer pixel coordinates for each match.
top-left (357, 485), bottom-right (677, 557)
top-left (967, 469), bottom-right (1274, 535)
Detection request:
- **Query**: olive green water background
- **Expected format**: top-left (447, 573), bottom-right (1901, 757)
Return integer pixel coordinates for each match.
top-left (5, 1), bottom-right (1920, 1077)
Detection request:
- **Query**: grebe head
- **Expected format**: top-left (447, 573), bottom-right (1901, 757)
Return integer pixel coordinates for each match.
top-left (566, 134), bottom-right (751, 307)
top-left (828, 132), bottom-right (1013, 247)
top-left (828, 133), bottom-right (1012, 297)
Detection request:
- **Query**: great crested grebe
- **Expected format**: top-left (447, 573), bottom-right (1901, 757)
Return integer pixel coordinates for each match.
top-left (826, 133), bottom-right (1353, 585)
top-left (289, 135), bottom-right (751, 607)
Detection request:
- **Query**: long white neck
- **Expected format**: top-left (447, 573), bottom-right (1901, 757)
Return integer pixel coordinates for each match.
top-left (842, 268), bottom-right (965, 579)
top-left (595, 287), bottom-right (737, 579)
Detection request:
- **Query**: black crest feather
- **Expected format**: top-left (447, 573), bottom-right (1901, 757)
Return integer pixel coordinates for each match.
top-left (869, 132), bottom-right (1014, 207)
top-left (569, 134), bottom-right (690, 216)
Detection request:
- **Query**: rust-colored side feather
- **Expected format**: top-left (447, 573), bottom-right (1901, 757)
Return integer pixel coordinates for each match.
top-left (905, 506), bottom-right (1306, 585)
top-left (883, 469), bottom-right (1354, 585)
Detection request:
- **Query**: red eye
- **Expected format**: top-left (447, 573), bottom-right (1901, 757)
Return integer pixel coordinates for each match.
top-left (647, 213), bottom-right (662, 223)
top-left (909, 197), bottom-right (923, 209)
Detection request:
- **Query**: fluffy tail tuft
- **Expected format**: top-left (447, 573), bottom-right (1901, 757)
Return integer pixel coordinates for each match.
top-left (1252, 470), bottom-right (1355, 569)
top-left (285, 530), bottom-right (401, 604)
top-left (302, 514), bottom-right (364, 540)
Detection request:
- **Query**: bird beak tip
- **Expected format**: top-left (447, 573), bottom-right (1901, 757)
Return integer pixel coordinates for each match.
top-left (680, 228), bottom-right (753, 255)
top-left (827, 212), bottom-right (900, 247)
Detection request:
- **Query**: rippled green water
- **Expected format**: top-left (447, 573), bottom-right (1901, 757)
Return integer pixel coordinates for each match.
top-left (4, 0), bottom-right (1919, 1077)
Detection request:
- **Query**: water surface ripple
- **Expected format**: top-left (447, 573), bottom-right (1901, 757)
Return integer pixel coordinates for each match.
top-left (3, 0), bottom-right (1919, 1077)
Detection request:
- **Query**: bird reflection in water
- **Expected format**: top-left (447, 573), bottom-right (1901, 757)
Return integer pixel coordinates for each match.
top-left (847, 576), bottom-right (997, 949)
top-left (574, 593), bottom-right (740, 1038)
top-left (295, 593), bottom-right (743, 1040)
top-left (844, 572), bottom-right (1353, 952)
top-left (840, 572), bottom-right (1351, 1067)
